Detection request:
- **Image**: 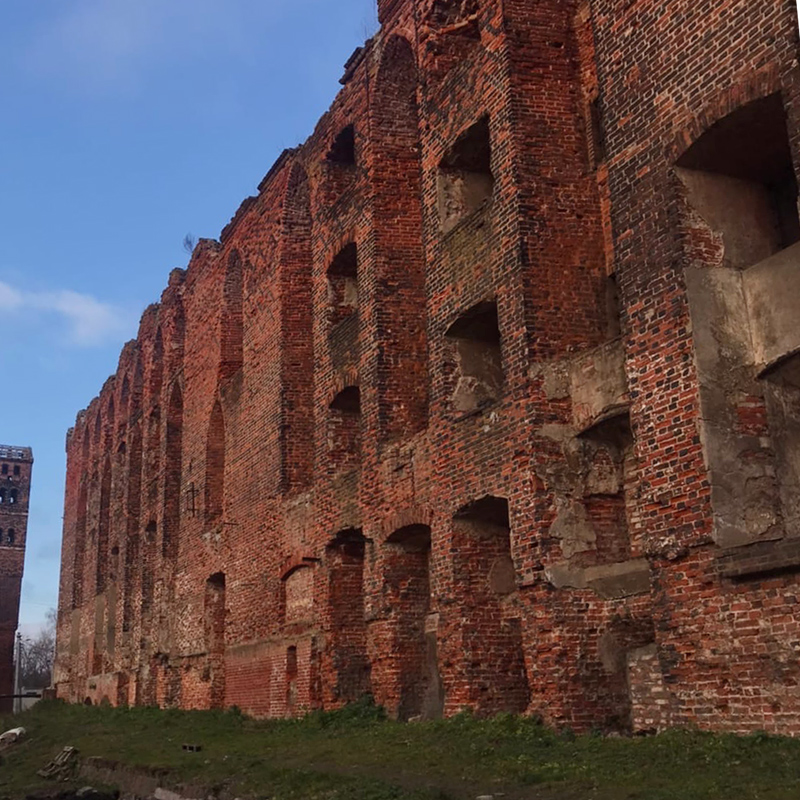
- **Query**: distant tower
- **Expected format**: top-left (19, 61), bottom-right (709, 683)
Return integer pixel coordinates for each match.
top-left (0, 445), bottom-right (32, 712)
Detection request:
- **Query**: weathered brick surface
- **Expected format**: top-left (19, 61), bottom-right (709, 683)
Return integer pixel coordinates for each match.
top-left (54, 0), bottom-right (800, 734)
top-left (0, 445), bottom-right (32, 713)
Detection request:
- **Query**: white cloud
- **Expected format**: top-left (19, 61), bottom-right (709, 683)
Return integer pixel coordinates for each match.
top-left (0, 282), bottom-right (24, 310)
top-left (0, 280), bottom-right (134, 347)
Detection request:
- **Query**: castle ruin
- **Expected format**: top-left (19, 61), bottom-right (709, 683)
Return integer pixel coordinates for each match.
top-left (54, 0), bottom-right (800, 734)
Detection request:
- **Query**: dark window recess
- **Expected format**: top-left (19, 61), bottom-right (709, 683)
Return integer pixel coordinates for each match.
top-left (454, 494), bottom-right (511, 529)
top-left (8, 489), bottom-right (16, 504)
top-left (579, 412), bottom-right (636, 565)
top-left (7, 529), bottom-right (14, 544)
top-left (438, 116), bottom-right (494, 232)
top-left (676, 93), bottom-right (800, 269)
top-left (328, 386), bottom-right (361, 467)
top-left (327, 125), bottom-right (356, 165)
top-left (445, 300), bottom-right (503, 414)
top-left (327, 242), bottom-right (359, 329)
top-left (451, 494), bottom-right (529, 713)
top-left (589, 99), bottom-right (606, 167)
top-left (205, 402), bottom-right (226, 525)
top-left (1, 465), bottom-right (7, 475)
top-left (13, 465), bottom-right (19, 476)
top-left (330, 386), bottom-right (361, 414)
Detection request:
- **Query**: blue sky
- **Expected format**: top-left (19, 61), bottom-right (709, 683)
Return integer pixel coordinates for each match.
top-left (0, 0), bottom-right (378, 636)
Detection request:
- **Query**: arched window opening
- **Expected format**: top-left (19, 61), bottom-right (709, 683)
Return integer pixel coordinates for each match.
top-left (325, 529), bottom-right (370, 704)
top-left (13, 465), bottom-right (19, 476)
top-left (445, 300), bottom-right (503, 414)
top-left (329, 385), bottom-right (360, 413)
top-left (327, 242), bottom-right (359, 328)
top-left (164, 383), bottom-right (183, 559)
top-left (283, 566), bottom-right (314, 626)
top-left (1, 464), bottom-right (7, 475)
top-left (122, 424), bottom-right (143, 632)
top-left (438, 116), bottom-right (493, 233)
top-left (8, 489), bottom-right (16, 505)
top-left (205, 401), bottom-right (226, 525)
top-left (677, 93), bottom-right (800, 270)
top-left (328, 243), bottom-right (360, 371)
top-left (72, 481), bottom-right (88, 609)
top-left (204, 572), bottom-right (227, 709)
top-left (326, 124), bottom-right (356, 166)
top-left (220, 251), bottom-right (243, 381)
top-left (452, 495), bottom-right (528, 714)
top-left (147, 408), bottom-right (161, 480)
top-left (8, 529), bottom-right (15, 544)
top-left (121, 374), bottom-right (130, 409)
top-left (149, 328), bottom-right (164, 400)
top-left (96, 460), bottom-right (112, 595)
top-left (280, 163), bottom-right (314, 493)
top-left (132, 358), bottom-right (144, 414)
top-left (579, 412), bottom-right (637, 564)
top-left (328, 386), bottom-right (361, 469)
top-left (384, 524), bottom-right (443, 720)
top-left (141, 520), bottom-right (157, 613)
top-left (0, 488), bottom-right (6, 503)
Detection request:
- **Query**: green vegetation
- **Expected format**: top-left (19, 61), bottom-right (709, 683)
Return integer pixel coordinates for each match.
top-left (2, 700), bottom-right (800, 799)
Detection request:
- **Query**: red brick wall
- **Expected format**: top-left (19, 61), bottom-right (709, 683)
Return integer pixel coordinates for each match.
top-left (53, 0), bottom-right (800, 735)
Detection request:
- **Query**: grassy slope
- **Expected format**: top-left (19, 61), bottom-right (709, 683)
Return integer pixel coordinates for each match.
top-left (1, 700), bottom-right (800, 800)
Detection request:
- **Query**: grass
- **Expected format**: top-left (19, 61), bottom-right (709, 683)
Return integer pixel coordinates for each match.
top-left (2, 699), bottom-right (800, 799)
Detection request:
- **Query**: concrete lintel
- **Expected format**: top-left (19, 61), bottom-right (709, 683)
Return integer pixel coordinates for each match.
top-left (545, 558), bottom-right (650, 599)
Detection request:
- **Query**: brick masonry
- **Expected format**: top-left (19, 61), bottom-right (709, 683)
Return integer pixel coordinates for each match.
top-left (0, 445), bottom-right (32, 713)
top-left (54, 0), bottom-right (800, 734)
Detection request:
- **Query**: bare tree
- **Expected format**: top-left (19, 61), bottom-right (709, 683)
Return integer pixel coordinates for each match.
top-left (20, 608), bottom-right (56, 690)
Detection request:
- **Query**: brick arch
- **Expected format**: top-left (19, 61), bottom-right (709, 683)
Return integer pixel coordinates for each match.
top-left (667, 63), bottom-right (783, 163)
top-left (220, 249), bottom-right (243, 381)
top-left (379, 506), bottom-right (433, 544)
top-left (284, 162), bottom-right (311, 226)
top-left (279, 160), bottom-right (314, 493)
top-left (160, 294), bottom-right (186, 376)
top-left (372, 31), bottom-right (429, 441)
top-left (325, 231), bottom-right (358, 268)
top-left (451, 489), bottom-right (510, 519)
top-left (148, 327), bottom-right (164, 402)
top-left (131, 354), bottom-right (144, 415)
top-left (328, 368), bottom-right (360, 404)
top-left (375, 34), bottom-right (417, 85)
top-left (279, 554), bottom-right (319, 581)
top-left (205, 397), bottom-right (226, 525)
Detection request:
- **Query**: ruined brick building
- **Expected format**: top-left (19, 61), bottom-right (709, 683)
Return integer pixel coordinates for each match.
top-left (54, 0), bottom-right (800, 734)
top-left (0, 446), bottom-right (32, 713)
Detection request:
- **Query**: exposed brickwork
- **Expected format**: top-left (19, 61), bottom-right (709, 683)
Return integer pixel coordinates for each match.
top-left (0, 445), bottom-right (32, 713)
top-left (54, 0), bottom-right (800, 734)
